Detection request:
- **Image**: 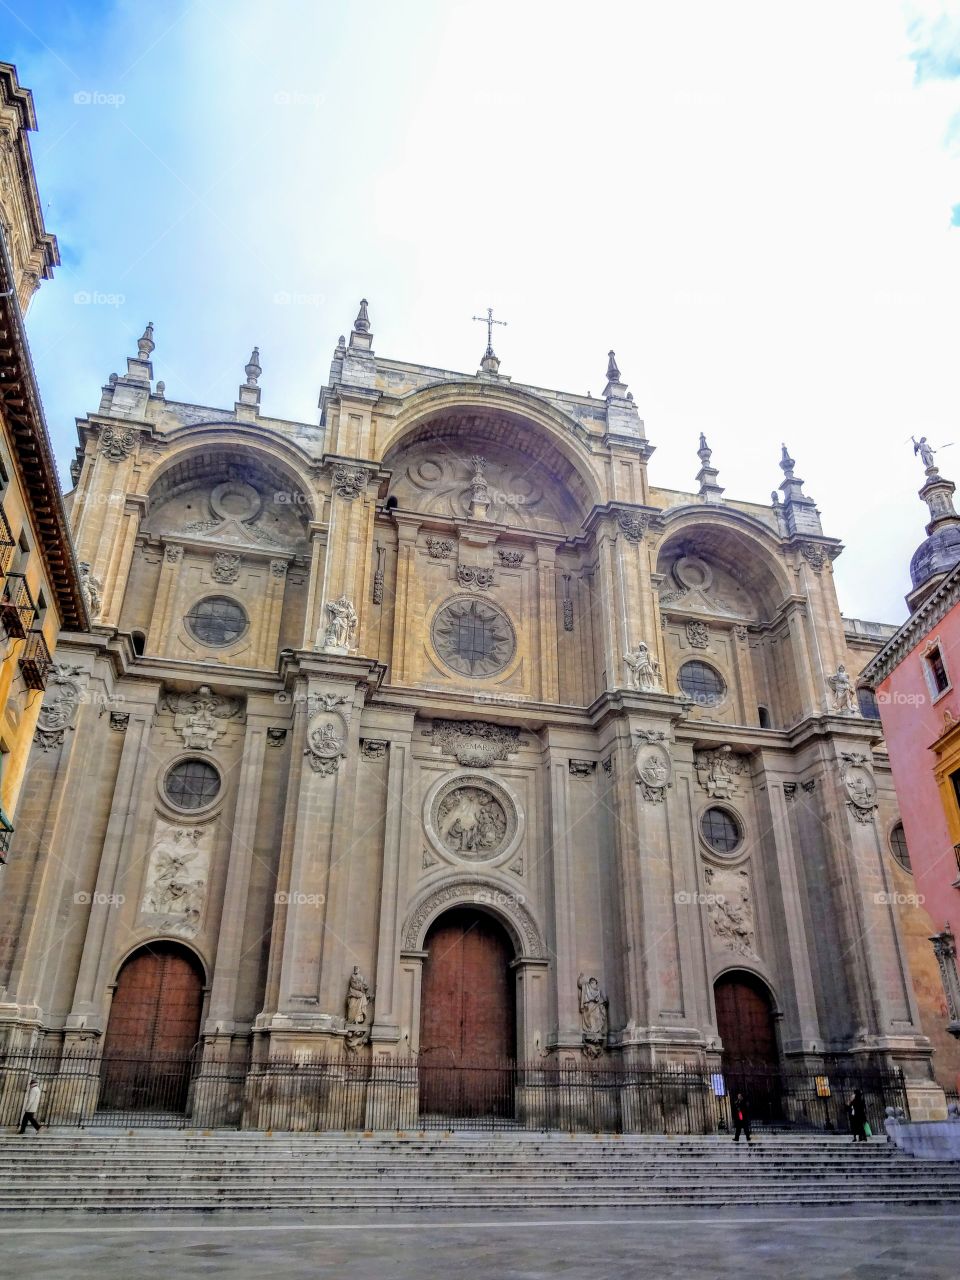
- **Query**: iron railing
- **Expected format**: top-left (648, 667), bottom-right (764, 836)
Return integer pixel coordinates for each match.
top-left (18, 628), bottom-right (51, 690)
top-left (0, 504), bottom-right (15, 577)
top-left (0, 571), bottom-right (36, 640)
top-left (0, 1050), bottom-right (911, 1134)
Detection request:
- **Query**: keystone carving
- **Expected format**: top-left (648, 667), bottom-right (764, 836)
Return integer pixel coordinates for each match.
top-left (457, 564), bottom-right (495, 590)
top-left (99, 424), bottom-right (138, 460)
top-left (332, 465), bottom-right (368, 500)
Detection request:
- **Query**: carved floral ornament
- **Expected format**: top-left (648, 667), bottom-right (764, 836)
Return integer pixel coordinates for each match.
top-left (332, 465), bottom-right (369, 501)
top-left (840, 751), bottom-right (879, 823)
top-left (616, 509), bottom-right (653, 542)
top-left (213, 553), bottom-right (241, 584)
top-left (98, 424), bottom-right (139, 461)
top-left (457, 564), bottom-right (495, 590)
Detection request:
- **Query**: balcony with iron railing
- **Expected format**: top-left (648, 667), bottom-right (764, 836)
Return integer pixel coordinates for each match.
top-left (0, 504), bottom-right (15, 578)
top-left (18, 627), bottom-right (51, 691)
top-left (0, 570), bottom-right (37, 641)
top-left (0, 810), bottom-right (12, 864)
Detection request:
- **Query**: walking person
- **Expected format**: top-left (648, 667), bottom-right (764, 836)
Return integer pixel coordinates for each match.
top-left (848, 1089), bottom-right (869, 1143)
top-left (731, 1091), bottom-right (751, 1143)
top-left (18, 1077), bottom-right (43, 1135)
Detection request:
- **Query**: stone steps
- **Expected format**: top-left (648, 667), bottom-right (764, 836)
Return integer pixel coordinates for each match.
top-left (3, 1132), bottom-right (958, 1212)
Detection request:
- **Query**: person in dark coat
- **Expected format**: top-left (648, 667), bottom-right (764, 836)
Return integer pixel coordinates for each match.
top-left (848, 1090), bottom-right (868, 1143)
top-left (731, 1091), bottom-right (751, 1143)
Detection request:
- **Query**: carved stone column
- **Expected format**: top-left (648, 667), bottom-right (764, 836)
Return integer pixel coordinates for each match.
top-left (319, 459), bottom-right (378, 651)
top-left (535, 543), bottom-right (560, 703)
top-left (389, 516), bottom-right (421, 685)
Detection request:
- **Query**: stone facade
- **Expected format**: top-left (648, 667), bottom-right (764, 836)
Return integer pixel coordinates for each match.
top-left (0, 304), bottom-right (941, 1103)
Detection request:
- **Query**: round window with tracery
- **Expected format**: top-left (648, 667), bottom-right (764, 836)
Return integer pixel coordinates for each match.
top-left (432, 597), bottom-right (516, 678)
top-left (185, 596), bottom-right (248, 647)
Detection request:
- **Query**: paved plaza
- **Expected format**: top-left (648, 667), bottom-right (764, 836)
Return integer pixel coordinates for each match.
top-left (1, 1207), bottom-right (958, 1280)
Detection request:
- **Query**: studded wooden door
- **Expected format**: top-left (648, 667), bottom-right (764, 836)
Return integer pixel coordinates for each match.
top-left (714, 972), bottom-right (779, 1067)
top-left (100, 943), bottom-right (204, 1113)
top-left (419, 909), bottom-right (516, 1116)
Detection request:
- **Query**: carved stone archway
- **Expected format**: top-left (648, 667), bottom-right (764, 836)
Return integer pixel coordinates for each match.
top-left (402, 875), bottom-right (547, 961)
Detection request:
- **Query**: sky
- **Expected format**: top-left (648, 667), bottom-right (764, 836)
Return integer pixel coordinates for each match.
top-left (3, 0), bottom-right (960, 625)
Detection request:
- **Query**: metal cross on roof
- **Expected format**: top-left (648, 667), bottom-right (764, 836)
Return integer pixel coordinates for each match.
top-left (472, 306), bottom-right (507, 357)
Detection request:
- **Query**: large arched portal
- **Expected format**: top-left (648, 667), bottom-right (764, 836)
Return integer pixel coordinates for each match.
top-left (419, 908), bottom-right (516, 1117)
top-left (714, 970), bottom-right (782, 1124)
top-left (100, 942), bottom-right (205, 1115)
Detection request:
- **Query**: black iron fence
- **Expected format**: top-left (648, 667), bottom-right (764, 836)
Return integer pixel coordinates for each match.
top-left (0, 1050), bottom-right (910, 1134)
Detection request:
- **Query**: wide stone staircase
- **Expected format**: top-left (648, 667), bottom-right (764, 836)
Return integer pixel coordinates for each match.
top-left (2, 1130), bottom-right (960, 1212)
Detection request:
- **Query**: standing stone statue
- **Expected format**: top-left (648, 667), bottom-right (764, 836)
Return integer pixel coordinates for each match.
top-left (345, 966), bottom-right (371, 1024)
top-left (912, 435), bottom-right (937, 470)
top-left (578, 972), bottom-right (608, 1056)
top-left (319, 595), bottom-right (359, 651)
top-left (827, 664), bottom-right (858, 715)
top-left (624, 641), bottom-right (663, 693)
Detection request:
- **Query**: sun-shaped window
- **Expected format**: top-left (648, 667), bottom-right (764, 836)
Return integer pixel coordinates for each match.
top-left (432, 597), bottom-right (516, 678)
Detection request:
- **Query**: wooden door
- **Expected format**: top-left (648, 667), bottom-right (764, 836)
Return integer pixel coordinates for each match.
top-left (714, 971), bottom-right (781, 1122)
top-left (100, 943), bottom-right (204, 1113)
top-left (419, 909), bottom-right (516, 1116)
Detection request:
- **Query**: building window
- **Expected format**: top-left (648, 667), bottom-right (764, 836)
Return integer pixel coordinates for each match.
top-left (678, 660), bottom-right (727, 707)
top-left (757, 705), bottom-right (772, 729)
top-left (925, 644), bottom-right (950, 696)
top-left (184, 596), bottom-right (247, 647)
top-left (701, 806), bottom-right (742, 854)
top-left (857, 686), bottom-right (881, 719)
top-left (889, 822), bottom-right (911, 872)
top-left (164, 759), bottom-right (221, 811)
top-left (131, 630), bottom-right (146, 656)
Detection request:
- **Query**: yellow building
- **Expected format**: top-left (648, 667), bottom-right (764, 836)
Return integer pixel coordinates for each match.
top-left (0, 64), bottom-right (87, 857)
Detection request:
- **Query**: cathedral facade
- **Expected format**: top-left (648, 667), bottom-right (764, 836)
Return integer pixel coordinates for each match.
top-left (0, 304), bottom-right (946, 1119)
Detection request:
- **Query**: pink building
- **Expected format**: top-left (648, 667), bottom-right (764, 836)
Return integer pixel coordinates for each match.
top-left (865, 440), bottom-right (960, 1095)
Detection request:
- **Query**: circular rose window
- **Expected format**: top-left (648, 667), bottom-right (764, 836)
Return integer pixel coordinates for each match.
top-left (432, 596), bottom-right (516, 678)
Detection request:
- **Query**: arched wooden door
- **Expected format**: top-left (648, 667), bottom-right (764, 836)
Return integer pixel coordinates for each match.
top-left (714, 970), bottom-right (781, 1122)
top-left (419, 908), bottom-right (516, 1117)
top-left (100, 943), bottom-right (205, 1114)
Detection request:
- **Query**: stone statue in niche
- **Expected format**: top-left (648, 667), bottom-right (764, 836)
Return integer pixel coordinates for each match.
top-left (319, 595), bottom-right (358, 652)
top-left (345, 966), bottom-right (372, 1024)
top-left (578, 973), bottom-right (608, 1057)
top-left (78, 562), bottom-right (103, 620)
top-left (437, 786), bottom-right (508, 856)
top-left (827, 664), bottom-right (858, 715)
top-left (624, 641), bottom-right (663, 692)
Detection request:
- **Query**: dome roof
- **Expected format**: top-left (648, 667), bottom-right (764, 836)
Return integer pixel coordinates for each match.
top-left (909, 524), bottom-right (960, 590)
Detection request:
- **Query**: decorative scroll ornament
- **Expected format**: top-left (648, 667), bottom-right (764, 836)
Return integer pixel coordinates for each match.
top-left (827, 664), bottom-right (858, 715)
top-left (695, 745), bottom-right (748, 799)
top-left (78, 562), bottom-right (103, 620)
top-left (318, 595), bottom-right (358, 652)
top-left (623, 641), bottom-right (663, 692)
top-left (332, 465), bottom-right (368, 501)
top-left (140, 820), bottom-right (210, 937)
top-left (426, 538), bottom-right (453, 560)
top-left (266, 727), bottom-right (287, 747)
top-left (686, 620), bottom-right (709, 649)
top-left (270, 559), bottom-right (288, 579)
top-left (212, 553), bottom-right (241, 584)
top-left (99, 424), bottom-right (138, 460)
top-left (165, 543), bottom-right (184, 564)
top-left (561, 573), bottom-right (574, 632)
top-left (840, 751), bottom-right (878, 823)
top-left (497, 548), bottom-right (524, 567)
top-left (360, 738), bottom-right (387, 760)
top-left (456, 564), bottom-right (495, 590)
top-left (569, 759), bottom-right (596, 777)
top-left (431, 719), bottom-right (520, 768)
top-left (578, 973), bottom-right (608, 1058)
top-left (109, 711), bottom-right (129, 732)
top-left (469, 454), bottom-right (491, 519)
top-left (304, 717), bottom-right (347, 776)
top-left (703, 865), bottom-right (755, 956)
top-left (635, 736), bottom-right (672, 803)
top-left (162, 684), bottom-right (244, 750)
top-left (801, 543), bottom-right (827, 574)
top-left (33, 664), bottom-right (88, 752)
top-left (929, 924), bottom-right (960, 1030)
top-left (372, 543), bottom-right (385, 604)
top-left (617, 510), bottom-right (650, 542)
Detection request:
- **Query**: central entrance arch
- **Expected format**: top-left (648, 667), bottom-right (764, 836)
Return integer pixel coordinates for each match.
top-left (714, 969), bottom-right (782, 1124)
top-left (419, 907), bottom-right (516, 1117)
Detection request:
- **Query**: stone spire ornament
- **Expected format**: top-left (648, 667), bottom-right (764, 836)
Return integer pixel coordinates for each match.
top-left (776, 443), bottom-right (821, 537)
top-left (348, 297), bottom-right (374, 354)
top-left (137, 322), bottom-right (155, 360)
top-left (236, 346), bottom-right (262, 420)
top-left (353, 298), bottom-right (371, 334)
top-left (696, 432), bottom-right (724, 502)
top-left (244, 346), bottom-right (262, 387)
top-left (473, 306), bottom-right (506, 376)
top-left (603, 350), bottom-right (630, 400)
